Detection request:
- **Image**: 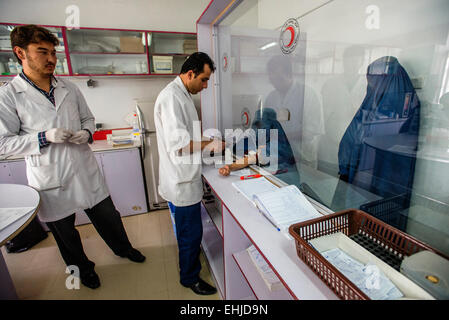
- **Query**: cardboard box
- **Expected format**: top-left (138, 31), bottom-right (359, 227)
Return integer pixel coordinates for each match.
top-left (120, 36), bottom-right (144, 53)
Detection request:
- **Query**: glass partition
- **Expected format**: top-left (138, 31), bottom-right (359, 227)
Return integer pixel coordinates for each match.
top-left (216, 0), bottom-right (449, 255)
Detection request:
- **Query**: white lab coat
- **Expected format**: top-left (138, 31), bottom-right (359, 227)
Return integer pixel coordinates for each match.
top-left (0, 75), bottom-right (109, 222)
top-left (154, 76), bottom-right (203, 207)
top-left (319, 75), bottom-right (367, 168)
top-left (265, 80), bottom-right (325, 167)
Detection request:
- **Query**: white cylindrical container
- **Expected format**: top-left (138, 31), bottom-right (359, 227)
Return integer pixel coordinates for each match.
top-left (62, 58), bottom-right (69, 74)
top-left (55, 59), bottom-right (64, 74)
top-left (7, 58), bottom-right (17, 74)
top-left (135, 61), bottom-right (142, 73)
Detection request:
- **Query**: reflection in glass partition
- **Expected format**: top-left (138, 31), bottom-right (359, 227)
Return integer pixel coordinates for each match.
top-left (216, 0), bottom-right (449, 255)
top-left (335, 56), bottom-right (421, 231)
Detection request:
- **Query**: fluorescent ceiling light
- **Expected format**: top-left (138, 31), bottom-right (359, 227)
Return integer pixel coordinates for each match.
top-left (259, 41), bottom-right (277, 51)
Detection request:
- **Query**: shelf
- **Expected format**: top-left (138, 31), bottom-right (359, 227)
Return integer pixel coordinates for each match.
top-left (232, 249), bottom-right (293, 300)
top-left (70, 52), bottom-right (147, 55)
top-left (149, 53), bottom-right (190, 56)
top-left (202, 199), bottom-right (223, 237)
top-left (72, 73), bottom-right (149, 76)
top-left (200, 203), bottom-right (225, 297)
top-left (0, 23), bottom-right (196, 78)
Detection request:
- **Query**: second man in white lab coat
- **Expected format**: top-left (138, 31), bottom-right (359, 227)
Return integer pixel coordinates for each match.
top-left (154, 52), bottom-right (224, 295)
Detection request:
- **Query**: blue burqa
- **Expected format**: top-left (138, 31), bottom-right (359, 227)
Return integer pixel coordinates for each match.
top-left (338, 56), bottom-right (420, 197)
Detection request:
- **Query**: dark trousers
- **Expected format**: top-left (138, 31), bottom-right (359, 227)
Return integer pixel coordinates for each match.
top-left (46, 196), bottom-right (133, 275)
top-left (169, 201), bottom-right (203, 287)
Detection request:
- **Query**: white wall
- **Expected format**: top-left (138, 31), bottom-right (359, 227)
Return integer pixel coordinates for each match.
top-left (0, 0), bottom-right (209, 128)
top-left (0, 0), bottom-right (209, 32)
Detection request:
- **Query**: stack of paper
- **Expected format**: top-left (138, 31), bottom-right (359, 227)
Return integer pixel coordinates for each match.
top-left (0, 207), bottom-right (34, 231)
top-left (231, 177), bottom-right (279, 205)
top-left (253, 185), bottom-right (321, 231)
top-left (246, 245), bottom-right (283, 291)
top-left (322, 248), bottom-right (403, 300)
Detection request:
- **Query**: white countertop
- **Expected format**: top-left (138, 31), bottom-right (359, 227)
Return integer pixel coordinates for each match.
top-left (0, 139), bottom-right (141, 162)
top-left (202, 164), bottom-right (338, 300)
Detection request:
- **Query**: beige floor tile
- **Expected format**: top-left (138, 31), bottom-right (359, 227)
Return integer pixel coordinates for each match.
top-left (1, 246), bottom-right (38, 273)
top-left (12, 265), bottom-right (61, 299)
top-left (4, 212), bottom-right (222, 300)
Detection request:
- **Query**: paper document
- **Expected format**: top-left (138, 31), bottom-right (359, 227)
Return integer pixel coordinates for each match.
top-left (229, 168), bottom-right (252, 176)
top-left (232, 177), bottom-right (278, 205)
top-left (253, 185), bottom-right (321, 231)
top-left (246, 245), bottom-right (283, 291)
top-left (0, 207), bottom-right (34, 231)
top-left (322, 248), bottom-right (403, 300)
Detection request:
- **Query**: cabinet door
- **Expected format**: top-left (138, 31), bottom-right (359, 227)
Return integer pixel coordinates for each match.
top-left (0, 160), bottom-right (27, 185)
top-left (0, 163), bottom-right (13, 183)
top-left (100, 149), bottom-right (147, 216)
top-left (7, 160), bottom-right (28, 185)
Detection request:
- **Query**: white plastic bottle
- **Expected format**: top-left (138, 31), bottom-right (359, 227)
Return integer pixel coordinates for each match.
top-left (62, 58), bottom-right (69, 74)
top-left (141, 61), bottom-right (147, 73)
top-left (131, 113), bottom-right (140, 139)
top-left (15, 62), bottom-right (22, 74)
top-left (7, 58), bottom-right (17, 74)
top-left (135, 61), bottom-right (142, 74)
top-left (55, 59), bottom-right (64, 74)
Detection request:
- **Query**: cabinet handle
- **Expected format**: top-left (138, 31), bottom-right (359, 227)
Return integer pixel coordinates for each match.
top-left (132, 206), bottom-right (142, 211)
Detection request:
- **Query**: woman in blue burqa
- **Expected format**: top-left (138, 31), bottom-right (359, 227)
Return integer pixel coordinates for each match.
top-left (336, 56), bottom-right (420, 210)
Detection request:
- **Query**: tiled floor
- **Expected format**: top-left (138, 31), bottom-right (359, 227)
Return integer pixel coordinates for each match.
top-left (1, 209), bottom-right (221, 300)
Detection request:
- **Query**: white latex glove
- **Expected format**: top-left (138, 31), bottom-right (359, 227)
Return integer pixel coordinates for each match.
top-left (68, 130), bottom-right (90, 144)
top-left (45, 128), bottom-right (73, 143)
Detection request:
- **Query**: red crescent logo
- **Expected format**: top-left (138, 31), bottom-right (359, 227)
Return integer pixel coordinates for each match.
top-left (285, 26), bottom-right (295, 47)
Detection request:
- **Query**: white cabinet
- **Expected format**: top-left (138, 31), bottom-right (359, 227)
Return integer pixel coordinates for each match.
top-left (98, 148), bottom-right (147, 216)
top-left (0, 160), bottom-right (27, 185)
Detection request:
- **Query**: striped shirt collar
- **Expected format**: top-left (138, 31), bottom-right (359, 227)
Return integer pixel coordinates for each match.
top-left (20, 71), bottom-right (58, 106)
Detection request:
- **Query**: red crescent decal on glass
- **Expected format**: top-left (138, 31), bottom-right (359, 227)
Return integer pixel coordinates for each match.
top-left (224, 56), bottom-right (228, 67)
top-left (243, 112), bottom-right (249, 125)
top-left (285, 26), bottom-right (295, 47)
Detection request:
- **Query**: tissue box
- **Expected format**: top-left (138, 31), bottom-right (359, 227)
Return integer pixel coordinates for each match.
top-left (120, 36), bottom-right (144, 53)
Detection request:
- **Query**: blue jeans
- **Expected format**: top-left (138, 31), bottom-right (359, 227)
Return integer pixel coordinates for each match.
top-left (169, 201), bottom-right (203, 287)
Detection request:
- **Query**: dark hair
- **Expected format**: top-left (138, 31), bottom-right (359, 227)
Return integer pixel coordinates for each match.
top-left (180, 52), bottom-right (216, 76)
top-left (267, 55), bottom-right (292, 77)
top-left (10, 24), bottom-right (59, 65)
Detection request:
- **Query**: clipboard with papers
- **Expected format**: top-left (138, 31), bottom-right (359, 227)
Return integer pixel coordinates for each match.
top-left (232, 177), bottom-right (321, 232)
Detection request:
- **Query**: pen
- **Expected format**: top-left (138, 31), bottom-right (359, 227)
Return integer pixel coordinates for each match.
top-left (265, 217), bottom-right (281, 231)
top-left (240, 174), bottom-right (262, 180)
top-left (255, 203), bottom-right (280, 231)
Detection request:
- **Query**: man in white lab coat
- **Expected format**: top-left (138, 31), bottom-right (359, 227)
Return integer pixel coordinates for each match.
top-left (0, 25), bottom-right (145, 289)
top-left (154, 52), bottom-right (223, 295)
